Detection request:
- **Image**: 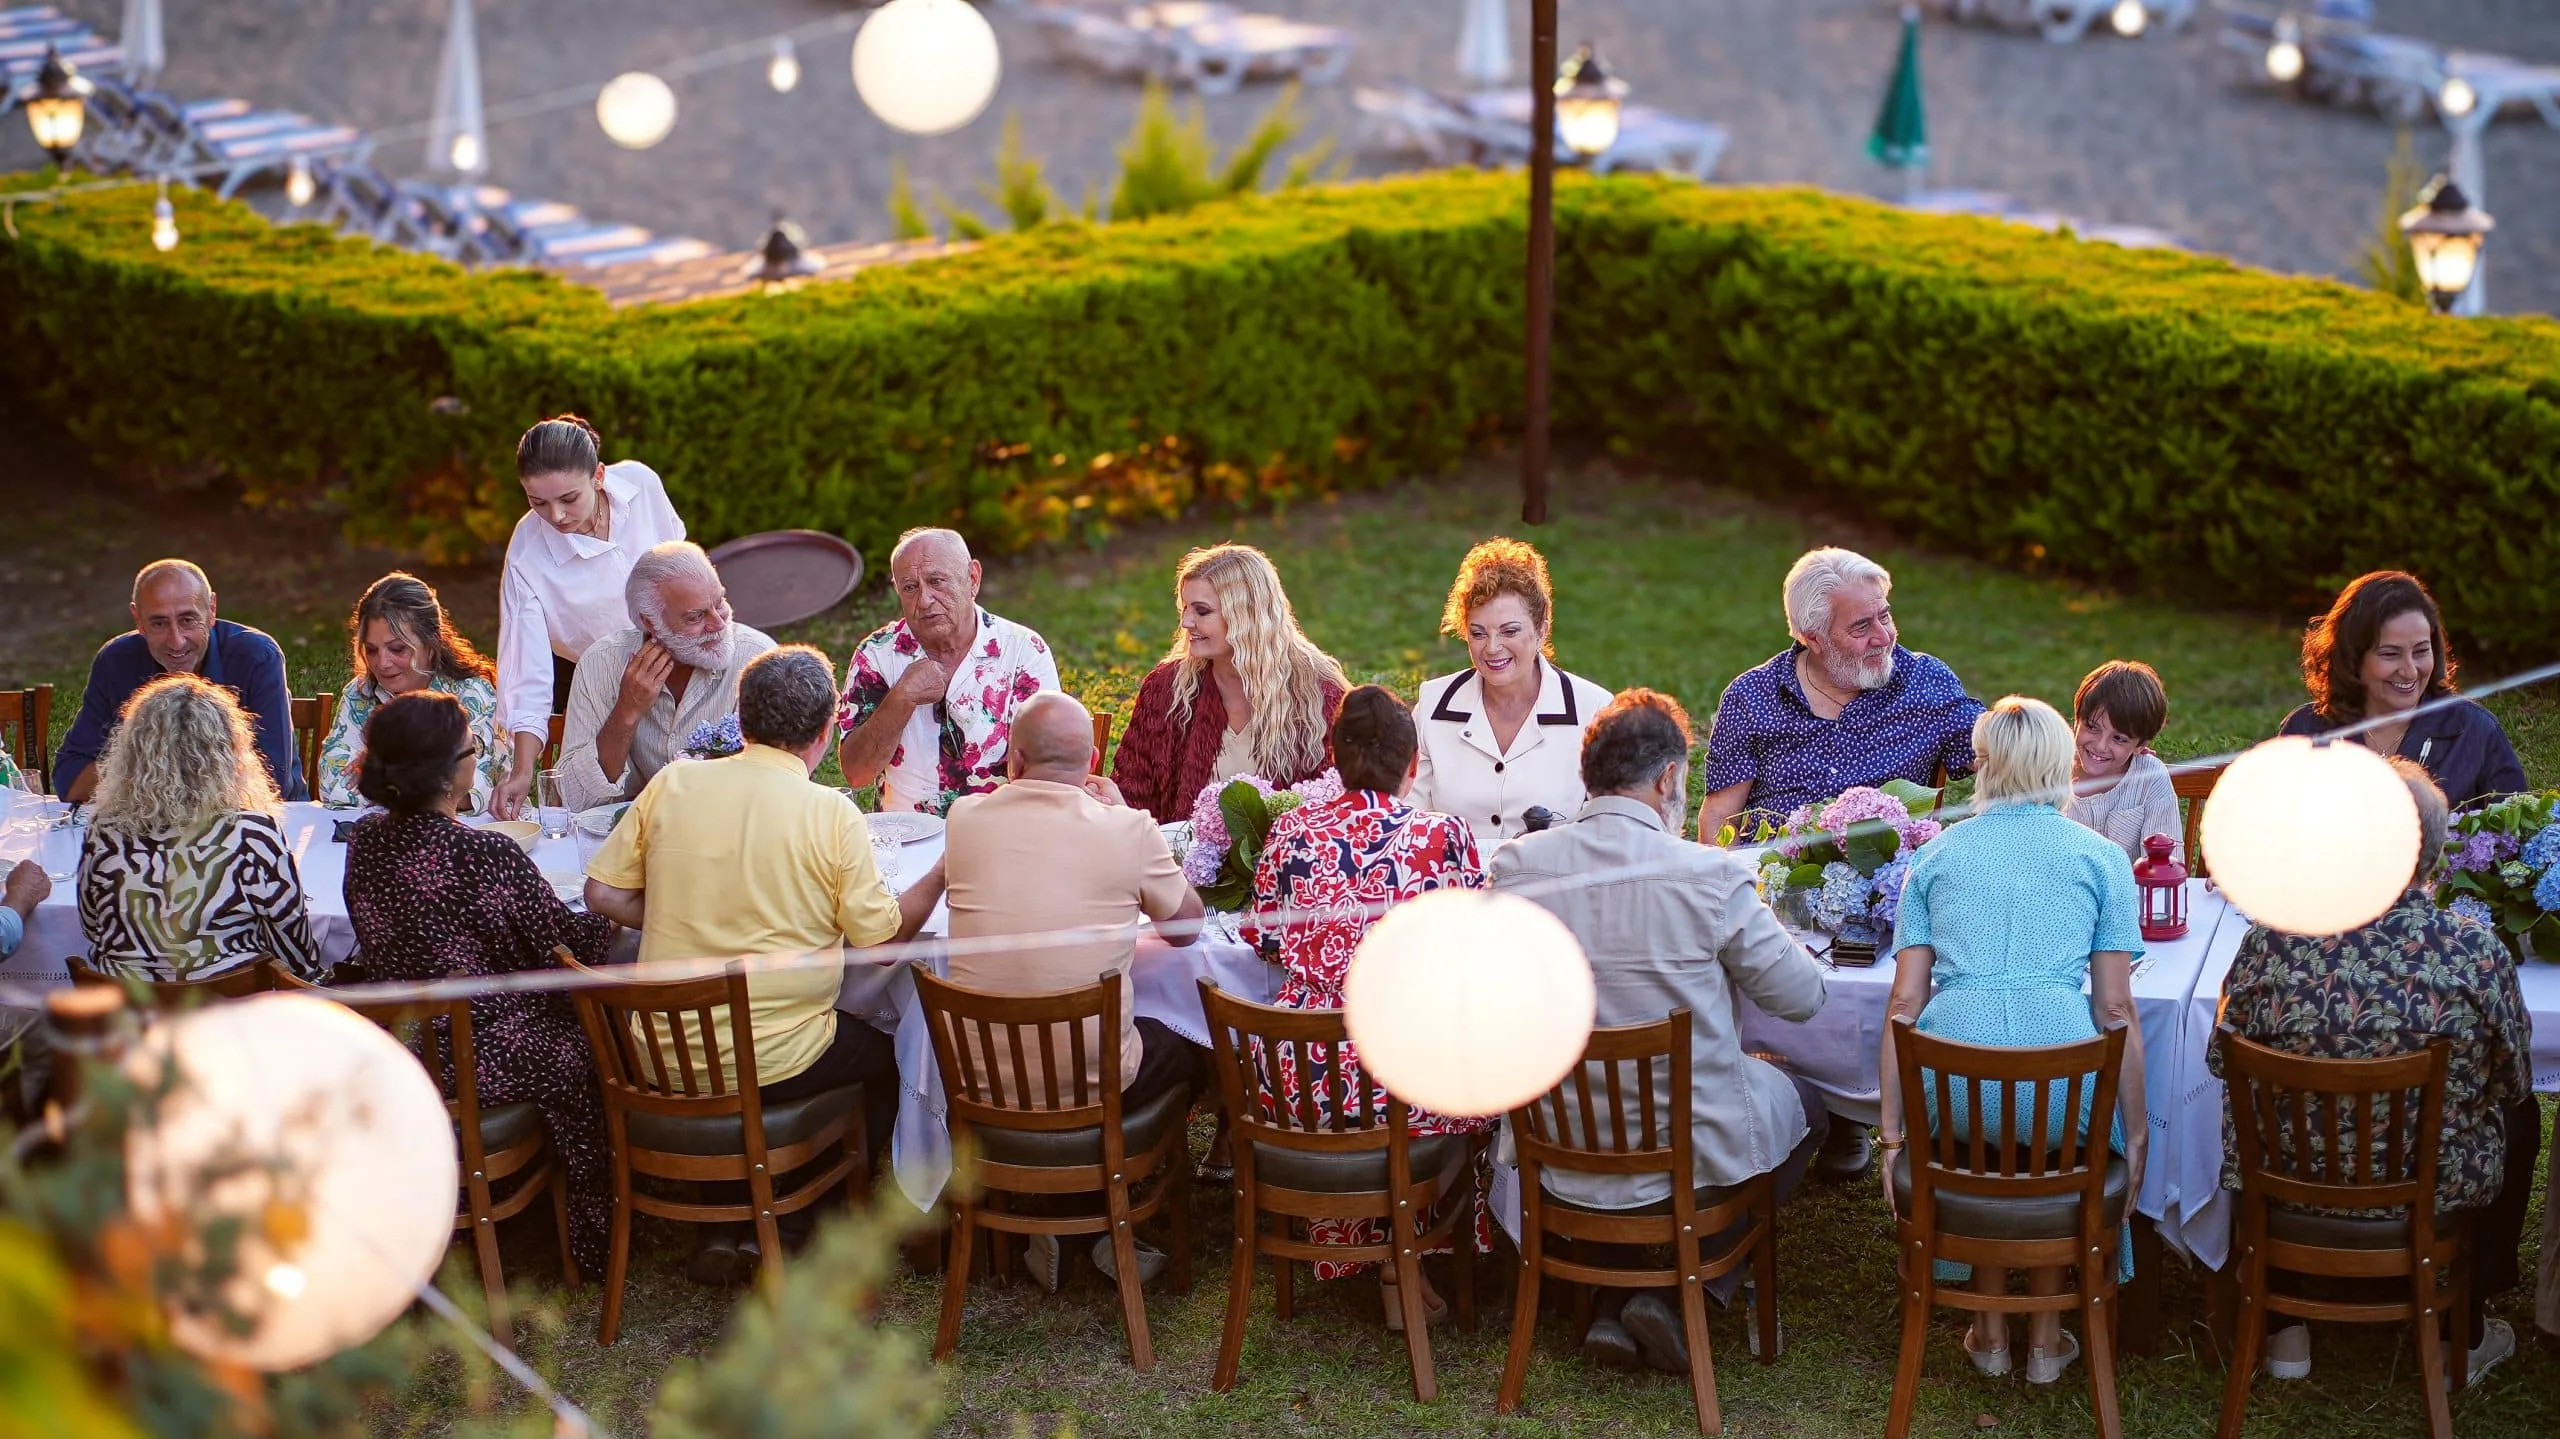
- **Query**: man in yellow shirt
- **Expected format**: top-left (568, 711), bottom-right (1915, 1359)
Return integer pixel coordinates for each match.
top-left (586, 644), bottom-right (943, 1282)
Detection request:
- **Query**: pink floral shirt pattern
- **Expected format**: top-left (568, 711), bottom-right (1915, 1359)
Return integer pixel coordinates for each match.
top-left (836, 607), bottom-right (1060, 815)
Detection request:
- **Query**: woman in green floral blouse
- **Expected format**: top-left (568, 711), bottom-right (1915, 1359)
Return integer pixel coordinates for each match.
top-left (316, 574), bottom-right (507, 813)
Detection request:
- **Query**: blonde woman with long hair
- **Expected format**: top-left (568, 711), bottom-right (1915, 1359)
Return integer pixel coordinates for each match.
top-left (78, 674), bottom-right (322, 982)
top-left (1111, 544), bottom-right (1349, 822)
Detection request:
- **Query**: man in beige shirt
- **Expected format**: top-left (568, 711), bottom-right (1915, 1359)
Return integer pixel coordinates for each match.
top-left (943, 690), bottom-right (1204, 1289)
top-left (1491, 688), bottom-right (1830, 1374)
top-left (558, 541), bottom-right (776, 812)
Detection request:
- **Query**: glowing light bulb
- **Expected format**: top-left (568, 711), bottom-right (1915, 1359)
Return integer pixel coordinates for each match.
top-left (2439, 75), bottom-right (2477, 118)
top-left (264, 1262), bottom-right (308, 1299)
top-left (285, 155), bottom-right (315, 208)
top-left (768, 36), bottom-right (801, 93)
top-left (449, 131), bottom-right (482, 173)
top-left (151, 192), bottom-right (178, 252)
top-left (2109, 0), bottom-right (2146, 37)
top-left (596, 71), bottom-right (678, 149)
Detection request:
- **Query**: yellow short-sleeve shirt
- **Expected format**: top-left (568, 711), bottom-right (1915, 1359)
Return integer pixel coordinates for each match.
top-left (586, 743), bottom-right (903, 1090)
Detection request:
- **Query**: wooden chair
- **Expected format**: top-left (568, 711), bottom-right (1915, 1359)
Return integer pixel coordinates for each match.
top-left (67, 954), bottom-right (278, 1009)
top-left (1886, 1018), bottom-right (2132, 1439)
top-left (917, 969), bottom-right (1194, 1372)
top-left (1, 685), bottom-right (53, 793)
top-left (542, 712), bottom-right (566, 773)
top-left (1200, 981), bottom-right (1483, 1402)
top-left (1499, 1007), bottom-right (1786, 1434)
top-left (272, 964), bottom-right (577, 1347)
top-left (1090, 710), bottom-right (1113, 774)
top-left (2215, 1028), bottom-right (2463, 1439)
top-left (560, 949), bottom-right (872, 1344)
top-left (2172, 761), bottom-right (2226, 877)
top-left (289, 693), bottom-right (337, 797)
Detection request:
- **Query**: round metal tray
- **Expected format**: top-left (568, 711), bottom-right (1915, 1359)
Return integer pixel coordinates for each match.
top-left (706, 529), bottom-right (866, 630)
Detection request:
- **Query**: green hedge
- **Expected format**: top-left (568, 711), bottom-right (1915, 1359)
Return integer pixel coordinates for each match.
top-left (4, 169), bottom-right (2557, 654)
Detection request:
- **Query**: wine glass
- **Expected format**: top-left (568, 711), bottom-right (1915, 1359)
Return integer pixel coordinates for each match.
top-left (535, 769), bottom-right (570, 842)
top-left (2, 777), bottom-right (48, 875)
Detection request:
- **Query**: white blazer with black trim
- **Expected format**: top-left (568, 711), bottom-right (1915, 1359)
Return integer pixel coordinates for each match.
top-left (1408, 659), bottom-right (1615, 847)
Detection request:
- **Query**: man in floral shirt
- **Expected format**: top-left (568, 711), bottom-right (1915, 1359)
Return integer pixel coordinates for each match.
top-left (835, 528), bottom-right (1060, 815)
top-left (2211, 758), bottom-right (2536, 1384)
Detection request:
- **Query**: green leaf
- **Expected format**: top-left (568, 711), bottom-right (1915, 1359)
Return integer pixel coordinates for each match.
top-left (1844, 829), bottom-right (1898, 875)
top-left (1878, 778), bottom-right (1939, 817)
top-left (1787, 863), bottom-right (1825, 889)
top-left (1220, 780), bottom-right (1272, 855)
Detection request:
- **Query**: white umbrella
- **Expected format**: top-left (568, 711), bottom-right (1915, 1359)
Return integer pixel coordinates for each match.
top-left (425, 0), bottom-right (487, 177)
top-left (119, 0), bottom-right (165, 87)
top-left (1456, 0), bottom-right (1511, 91)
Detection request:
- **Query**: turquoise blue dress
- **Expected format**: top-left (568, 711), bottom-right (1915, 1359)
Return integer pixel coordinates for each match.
top-left (1893, 801), bottom-right (2145, 1279)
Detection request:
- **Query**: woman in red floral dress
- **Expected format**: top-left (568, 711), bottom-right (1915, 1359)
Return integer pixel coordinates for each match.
top-left (1246, 685), bottom-right (1492, 1324)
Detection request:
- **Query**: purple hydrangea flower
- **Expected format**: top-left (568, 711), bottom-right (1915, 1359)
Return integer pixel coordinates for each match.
top-left (1292, 769), bottom-right (1345, 806)
top-left (2447, 894), bottom-right (2496, 929)
top-left (1182, 842), bottom-right (1224, 888)
top-left (2451, 831), bottom-right (2502, 873)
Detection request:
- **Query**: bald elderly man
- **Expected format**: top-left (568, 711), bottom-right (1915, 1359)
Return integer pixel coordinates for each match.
top-left (57, 559), bottom-right (302, 802)
top-left (835, 527), bottom-right (1059, 815)
top-left (941, 689), bottom-right (1204, 1288)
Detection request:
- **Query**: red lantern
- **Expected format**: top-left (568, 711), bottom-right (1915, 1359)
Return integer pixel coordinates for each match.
top-left (2134, 833), bottom-right (2188, 941)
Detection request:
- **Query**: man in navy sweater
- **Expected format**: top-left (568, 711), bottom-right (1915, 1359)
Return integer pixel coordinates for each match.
top-left (55, 559), bottom-right (303, 802)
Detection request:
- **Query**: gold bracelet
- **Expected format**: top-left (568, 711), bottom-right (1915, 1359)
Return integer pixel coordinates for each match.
top-left (1878, 1137), bottom-right (1906, 1150)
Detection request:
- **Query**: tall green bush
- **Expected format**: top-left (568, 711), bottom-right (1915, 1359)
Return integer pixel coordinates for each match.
top-left (1, 169), bottom-right (2555, 654)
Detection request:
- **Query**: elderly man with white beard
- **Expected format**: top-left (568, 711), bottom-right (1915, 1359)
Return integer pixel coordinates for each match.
top-left (556, 541), bottom-right (777, 812)
top-left (1696, 547), bottom-right (1985, 845)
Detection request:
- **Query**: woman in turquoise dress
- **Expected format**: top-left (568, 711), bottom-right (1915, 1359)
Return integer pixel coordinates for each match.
top-left (1877, 696), bottom-right (2148, 1386)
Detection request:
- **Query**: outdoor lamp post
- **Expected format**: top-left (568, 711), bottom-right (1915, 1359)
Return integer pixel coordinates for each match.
top-left (25, 46), bottom-right (91, 165)
top-left (2434, 72), bottom-right (2491, 315)
top-left (1553, 44), bottom-right (1626, 160)
top-left (2398, 175), bottom-right (2493, 315)
top-left (744, 215), bottom-right (824, 290)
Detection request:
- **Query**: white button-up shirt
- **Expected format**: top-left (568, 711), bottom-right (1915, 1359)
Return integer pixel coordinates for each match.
top-left (1409, 659), bottom-right (1616, 846)
top-left (496, 460), bottom-right (688, 739)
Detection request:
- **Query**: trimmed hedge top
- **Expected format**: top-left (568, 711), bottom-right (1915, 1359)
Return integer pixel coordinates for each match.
top-left (2, 168), bottom-right (2555, 653)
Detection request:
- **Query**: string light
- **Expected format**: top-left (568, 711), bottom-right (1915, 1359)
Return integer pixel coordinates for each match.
top-left (2109, 0), bottom-right (2147, 38)
top-left (284, 155), bottom-right (315, 208)
top-left (768, 36), bottom-right (801, 93)
top-left (448, 130), bottom-right (483, 173)
top-left (596, 71), bottom-right (678, 150)
top-left (852, 0), bottom-right (1001, 136)
top-left (150, 181), bottom-right (178, 251)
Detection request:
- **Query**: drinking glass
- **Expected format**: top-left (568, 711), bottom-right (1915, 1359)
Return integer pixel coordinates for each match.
top-left (535, 769), bottom-right (570, 841)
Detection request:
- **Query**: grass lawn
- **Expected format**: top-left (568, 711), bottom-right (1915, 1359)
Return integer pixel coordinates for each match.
top-left (13, 458), bottom-right (2556, 1436)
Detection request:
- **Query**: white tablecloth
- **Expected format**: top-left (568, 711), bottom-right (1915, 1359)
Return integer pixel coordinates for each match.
top-left (1732, 880), bottom-right (2245, 1245)
top-left (3, 801), bottom-right (596, 989)
top-left (839, 829), bottom-right (1283, 1210)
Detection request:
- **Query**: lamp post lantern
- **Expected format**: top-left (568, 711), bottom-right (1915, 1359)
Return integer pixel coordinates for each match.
top-left (744, 215), bottom-right (824, 290)
top-left (25, 46), bottom-right (92, 165)
top-left (2397, 174), bottom-right (2493, 315)
top-left (1554, 44), bottom-right (1626, 160)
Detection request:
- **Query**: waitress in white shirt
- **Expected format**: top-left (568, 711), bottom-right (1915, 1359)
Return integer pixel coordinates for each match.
top-left (488, 414), bottom-right (689, 818)
top-left (1409, 538), bottom-right (1614, 846)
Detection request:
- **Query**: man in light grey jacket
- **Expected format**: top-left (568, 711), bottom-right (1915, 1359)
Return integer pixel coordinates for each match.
top-left (1490, 687), bottom-right (1831, 1375)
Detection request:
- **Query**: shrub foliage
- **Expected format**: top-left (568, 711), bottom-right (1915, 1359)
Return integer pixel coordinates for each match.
top-left (2, 169), bottom-right (2556, 652)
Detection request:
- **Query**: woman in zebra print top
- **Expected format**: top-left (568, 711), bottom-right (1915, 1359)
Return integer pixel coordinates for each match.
top-left (78, 674), bottom-right (322, 983)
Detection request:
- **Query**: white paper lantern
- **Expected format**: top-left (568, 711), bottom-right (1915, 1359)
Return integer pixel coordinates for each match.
top-left (596, 70), bottom-right (677, 150)
top-left (2199, 737), bottom-right (2419, 937)
top-left (1342, 888), bottom-right (1596, 1119)
top-left (125, 994), bottom-right (459, 1371)
top-left (851, 0), bottom-right (1001, 137)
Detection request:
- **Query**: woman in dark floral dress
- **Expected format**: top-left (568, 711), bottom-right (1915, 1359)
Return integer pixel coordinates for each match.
top-left (1245, 686), bottom-right (1491, 1325)
top-left (340, 691), bottom-right (617, 1274)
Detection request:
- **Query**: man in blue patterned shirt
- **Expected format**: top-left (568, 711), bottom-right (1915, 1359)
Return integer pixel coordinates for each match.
top-left (2212, 758), bottom-right (2536, 1386)
top-left (1697, 547), bottom-right (1984, 843)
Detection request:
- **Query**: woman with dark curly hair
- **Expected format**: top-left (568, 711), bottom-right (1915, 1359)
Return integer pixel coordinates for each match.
top-left (2278, 571), bottom-right (2525, 808)
top-left (340, 690), bottom-right (619, 1274)
top-left (1408, 538), bottom-right (1613, 844)
top-left (315, 572), bottom-right (505, 813)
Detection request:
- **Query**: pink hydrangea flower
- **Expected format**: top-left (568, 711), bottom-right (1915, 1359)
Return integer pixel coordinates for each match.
top-left (1818, 786), bottom-right (1908, 835)
top-left (1898, 816), bottom-right (1943, 849)
top-left (1189, 773), bottom-right (1275, 856)
top-left (1291, 769), bottom-right (1345, 806)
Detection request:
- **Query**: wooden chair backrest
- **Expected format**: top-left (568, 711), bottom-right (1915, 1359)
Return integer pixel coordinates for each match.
top-left (1509, 1008), bottom-right (1690, 1184)
top-left (915, 967), bottom-right (1124, 1139)
top-left (2218, 1026), bottom-right (2447, 1222)
top-left (1091, 710), bottom-right (1113, 775)
top-left (1198, 981), bottom-right (1408, 1159)
top-left (542, 713), bottom-right (566, 774)
top-left (0, 685), bottom-right (53, 793)
top-left (2172, 761), bottom-right (2226, 877)
top-left (289, 693), bottom-right (336, 798)
top-left (1891, 1017), bottom-right (2127, 1206)
top-left (557, 950), bottom-right (759, 1103)
top-left (68, 953), bottom-right (277, 1009)
top-left (270, 966), bottom-right (496, 1162)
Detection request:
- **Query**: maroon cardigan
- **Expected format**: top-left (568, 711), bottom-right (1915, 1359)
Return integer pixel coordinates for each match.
top-left (1112, 660), bottom-right (1345, 822)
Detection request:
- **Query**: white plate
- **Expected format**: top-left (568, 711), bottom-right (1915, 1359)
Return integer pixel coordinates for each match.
top-left (573, 803), bottom-right (631, 837)
top-left (541, 870), bottom-right (587, 905)
top-left (867, 811), bottom-right (945, 845)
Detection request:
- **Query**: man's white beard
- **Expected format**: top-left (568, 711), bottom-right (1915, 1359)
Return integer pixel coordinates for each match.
top-left (660, 625), bottom-right (735, 671)
top-left (1818, 645), bottom-right (1895, 693)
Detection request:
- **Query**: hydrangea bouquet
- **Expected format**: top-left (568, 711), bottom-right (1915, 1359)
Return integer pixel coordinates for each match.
top-left (1754, 781), bottom-right (1946, 956)
top-left (2436, 788), bottom-right (2560, 961)
top-left (1183, 770), bottom-right (1345, 911)
top-left (684, 713), bottom-right (744, 760)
